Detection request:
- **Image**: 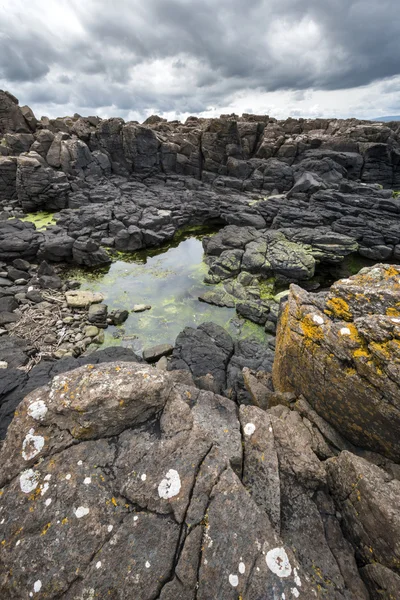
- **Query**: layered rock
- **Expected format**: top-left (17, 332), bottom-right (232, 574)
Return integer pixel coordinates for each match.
top-left (0, 362), bottom-right (371, 599)
top-left (273, 264), bottom-right (400, 461)
top-left (1, 88), bottom-right (400, 272)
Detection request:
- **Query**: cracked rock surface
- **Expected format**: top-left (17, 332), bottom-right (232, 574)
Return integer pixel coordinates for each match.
top-left (0, 362), bottom-right (372, 599)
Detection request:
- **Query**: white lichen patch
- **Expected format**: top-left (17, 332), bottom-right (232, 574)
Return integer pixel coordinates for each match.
top-left (96, 561), bottom-right (102, 569)
top-left (291, 588), bottom-right (300, 598)
top-left (40, 482), bottom-right (49, 496)
top-left (158, 469), bottom-right (181, 499)
top-left (141, 474), bottom-right (147, 482)
top-left (83, 477), bottom-right (91, 485)
top-left (45, 498), bottom-right (52, 507)
top-left (145, 561), bottom-right (151, 568)
top-left (391, 317), bottom-right (400, 324)
top-left (27, 400), bottom-right (48, 421)
top-left (294, 568), bottom-right (301, 587)
top-left (65, 474), bottom-right (72, 480)
top-left (107, 524), bottom-right (113, 532)
top-left (22, 429), bottom-right (45, 461)
top-left (266, 547), bottom-right (292, 578)
top-left (340, 327), bottom-right (351, 336)
top-left (312, 315), bottom-right (324, 325)
top-left (44, 474), bottom-right (52, 481)
top-left (77, 460), bottom-right (83, 466)
top-left (74, 506), bottom-right (90, 519)
top-left (239, 561), bottom-right (245, 574)
top-left (33, 580), bottom-right (42, 593)
top-left (244, 423), bottom-right (256, 436)
top-left (228, 574), bottom-right (239, 587)
top-left (20, 469), bottom-right (40, 494)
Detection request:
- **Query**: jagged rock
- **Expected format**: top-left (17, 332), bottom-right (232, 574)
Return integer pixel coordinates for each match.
top-left (0, 220), bottom-right (43, 261)
top-left (273, 264), bottom-right (400, 461)
top-left (16, 154), bottom-right (71, 211)
top-left (0, 90), bottom-right (31, 134)
top-left (0, 363), bottom-right (367, 599)
top-left (327, 451), bottom-right (400, 597)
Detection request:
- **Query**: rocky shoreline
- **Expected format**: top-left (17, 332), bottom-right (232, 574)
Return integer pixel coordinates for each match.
top-left (0, 90), bottom-right (400, 599)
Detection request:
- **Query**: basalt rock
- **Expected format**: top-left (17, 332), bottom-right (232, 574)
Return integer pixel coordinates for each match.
top-left (0, 362), bottom-right (370, 599)
top-left (272, 263), bottom-right (400, 461)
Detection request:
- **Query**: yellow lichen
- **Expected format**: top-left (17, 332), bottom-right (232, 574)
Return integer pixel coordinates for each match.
top-left (300, 315), bottom-right (324, 345)
top-left (111, 497), bottom-right (118, 507)
top-left (41, 522), bottom-right (52, 536)
top-left (326, 297), bottom-right (353, 321)
top-left (384, 266), bottom-right (400, 278)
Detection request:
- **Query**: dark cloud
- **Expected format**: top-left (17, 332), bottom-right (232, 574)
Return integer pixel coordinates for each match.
top-left (0, 0), bottom-right (399, 117)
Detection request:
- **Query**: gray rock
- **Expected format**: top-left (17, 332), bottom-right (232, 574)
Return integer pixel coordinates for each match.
top-left (143, 343), bottom-right (174, 363)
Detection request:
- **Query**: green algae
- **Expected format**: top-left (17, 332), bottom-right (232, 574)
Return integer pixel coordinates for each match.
top-left (65, 232), bottom-right (268, 353)
top-left (19, 212), bottom-right (57, 231)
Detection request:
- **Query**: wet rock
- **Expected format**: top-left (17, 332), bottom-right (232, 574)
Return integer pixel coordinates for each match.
top-left (109, 308), bottom-right (129, 325)
top-left (273, 264), bottom-right (400, 461)
top-left (143, 343), bottom-right (174, 363)
top-left (132, 303), bottom-right (152, 312)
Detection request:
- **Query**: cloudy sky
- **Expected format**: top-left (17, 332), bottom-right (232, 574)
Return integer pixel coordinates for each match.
top-left (1, 0), bottom-right (400, 122)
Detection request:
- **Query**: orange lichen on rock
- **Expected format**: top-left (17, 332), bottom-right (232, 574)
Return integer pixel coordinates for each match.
top-left (326, 297), bottom-right (353, 321)
top-left (300, 315), bottom-right (324, 346)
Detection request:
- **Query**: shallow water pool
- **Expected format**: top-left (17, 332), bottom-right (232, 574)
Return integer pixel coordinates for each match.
top-left (72, 233), bottom-right (268, 354)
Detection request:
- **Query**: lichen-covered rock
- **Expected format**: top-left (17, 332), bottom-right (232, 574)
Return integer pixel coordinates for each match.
top-left (0, 363), bottom-right (367, 599)
top-left (273, 264), bottom-right (400, 460)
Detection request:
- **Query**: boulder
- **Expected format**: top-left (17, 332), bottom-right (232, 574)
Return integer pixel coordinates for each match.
top-left (143, 343), bottom-right (174, 363)
top-left (273, 264), bottom-right (400, 461)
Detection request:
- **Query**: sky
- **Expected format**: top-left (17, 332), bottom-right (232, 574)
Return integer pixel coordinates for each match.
top-left (1, 0), bottom-right (400, 123)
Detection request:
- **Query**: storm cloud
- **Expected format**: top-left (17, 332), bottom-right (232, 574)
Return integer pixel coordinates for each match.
top-left (0, 0), bottom-right (399, 120)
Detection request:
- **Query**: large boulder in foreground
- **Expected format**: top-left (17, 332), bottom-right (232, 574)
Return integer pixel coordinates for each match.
top-left (273, 264), bottom-right (400, 460)
top-left (0, 362), bottom-right (368, 599)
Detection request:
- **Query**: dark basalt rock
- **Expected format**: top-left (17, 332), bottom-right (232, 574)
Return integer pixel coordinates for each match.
top-left (0, 363), bottom-right (373, 599)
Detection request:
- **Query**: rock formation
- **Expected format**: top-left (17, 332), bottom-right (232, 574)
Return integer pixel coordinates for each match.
top-left (1, 91), bottom-right (400, 599)
top-left (1, 89), bottom-right (400, 271)
top-left (0, 362), bottom-right (377, 599)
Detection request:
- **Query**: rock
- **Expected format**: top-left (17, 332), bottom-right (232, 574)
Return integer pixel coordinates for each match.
top-left (0, 90), bottom-right (31, 134)
top-left (88, 302), bottom-right (108, 324)
top-left (327, 451), bottom-right (400, 597)
top-left (0, 311), bottom-right (19, 325)
top-left (143, 343), bottom-right (174, 363)
top-left (156, 356), bottom-right (168, 370)
top-left (65, 290), bottom-right (104, 308)
top-left (12, 258), bottom-right (31, 271)
top-left (72, 237), bottom-right (111, 267)
top-left (0, 362), bottom-right (366, 599)
top-left (109, 308), bottom-right (129, 325)
top-left (0, 296), bottom-right (18, 312)
top-left (84, 325), bottom-right (99, 338)
top-left (169, 322), bottom-right (234, 394)
top-left (26, 290), bottom-right (44, 303)
top-left (132, 304), bottom-right (152, 312)
top-left (273, 264), bottom-right (400, 461)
